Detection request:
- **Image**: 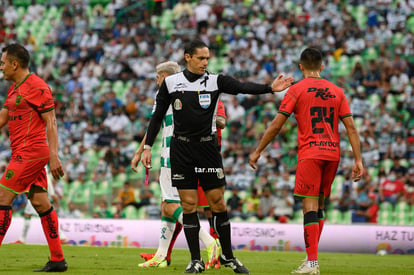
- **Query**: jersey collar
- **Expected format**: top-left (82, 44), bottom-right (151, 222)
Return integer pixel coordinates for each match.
top-left (14, 73), bottom-right (33, 90)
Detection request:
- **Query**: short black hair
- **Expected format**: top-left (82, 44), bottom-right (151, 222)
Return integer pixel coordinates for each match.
top-left (184, 40), bottom-right (208, 56)
top-left (300, 48), bottom-right (322, 71)
top-left (2, 43), bottom-right (30, 69)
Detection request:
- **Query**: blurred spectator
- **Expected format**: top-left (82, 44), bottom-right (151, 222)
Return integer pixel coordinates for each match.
top-left (257, 186), bottom-right (275, 220)
top-left (93, 200), bottom-right (113, 218)
top-left (272, 186), bottom-right (294, 223)
top-left (226, 187), bottom-right (243, 219)
top-left (117, 182), bottom-right (137, 209)
top-left (275, 171), bottom-right (295, 192)
top-left (390, 156), bottom-right (409, 184)
top-left (243, 188), bottom-right (260, 219)
top-left (145, 197), bottom-right (161, 219)
top-left (379, 171), bottom-right (406, 208)
top-left (60, 202), bottom-right (83, 219)
top-left (352, 192), bottom-right (379, 223)
top-left (64, 155), bottom-right (86, 183)
top-left (390, 135), bottom-right (408, 160)
top-left (336, 175), bottom-right (356, 214)
top-left (112, 201), bottom-right (126, 219)
top-left (226, 98), bottom-right (245, 122)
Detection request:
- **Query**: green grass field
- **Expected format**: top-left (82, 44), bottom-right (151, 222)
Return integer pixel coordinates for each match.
top-left (1, 244), bottom-right (413, 274)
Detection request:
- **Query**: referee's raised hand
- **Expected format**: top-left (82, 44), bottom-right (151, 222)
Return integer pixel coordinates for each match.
top-left (271, 74), bottom-right (294, 92)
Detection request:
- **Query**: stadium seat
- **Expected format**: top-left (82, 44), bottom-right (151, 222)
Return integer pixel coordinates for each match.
top-left (123, 205), bottom-right (139, 219)
top-left (246, 216), bottom-right (259, 223)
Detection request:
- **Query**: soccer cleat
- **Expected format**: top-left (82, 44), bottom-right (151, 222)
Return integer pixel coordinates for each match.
top-left (184, 259), bottom-right (205, 273)
top-left (205, 239), bottom-right (221, 269)
top-left (291, 259), bottom-right (307, 274)
top-left (219, 255), bottom-right (250, 274)
top-left (33, 259), bottom-right (68, 272)
top-left (140, 252), bottom-right (171, 266)
top-left (138, 257), bottom-right (168, 268)
top-left (140, 252), bottom-right (155, 261)
top-left (291, 263), bottom-right (320, 274)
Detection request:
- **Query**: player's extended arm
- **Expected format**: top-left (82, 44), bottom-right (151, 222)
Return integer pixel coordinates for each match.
top-left (342, 116), bottom-right (363, 181)
top-left (0, 108), bottom-right (9, 129)
top-left (41, 109), bottom-right (64, 180)
top-left (249, 113), bottom-right (288, 169)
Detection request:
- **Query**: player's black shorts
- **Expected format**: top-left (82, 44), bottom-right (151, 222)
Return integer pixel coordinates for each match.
top-left (170, 135), bottom-right (226, 191)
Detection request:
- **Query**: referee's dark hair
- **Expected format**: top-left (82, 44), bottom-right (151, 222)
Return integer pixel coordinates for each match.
top-left (2, 43), bottom-right (30, 69)
top-left (300, 47), bottom-right (322, 71)
top-left (184, 40), bottom-right (208, 57)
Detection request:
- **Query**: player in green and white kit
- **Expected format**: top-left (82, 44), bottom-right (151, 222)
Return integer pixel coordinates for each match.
top-left (131, 61), bottom-right (220, 269)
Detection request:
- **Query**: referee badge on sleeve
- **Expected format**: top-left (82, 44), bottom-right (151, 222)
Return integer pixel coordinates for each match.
top-left (199, 93), bottom-right (211, 109)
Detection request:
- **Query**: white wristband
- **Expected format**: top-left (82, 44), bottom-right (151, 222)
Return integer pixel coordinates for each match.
top-left (143, 145), bottom-right (152, 150)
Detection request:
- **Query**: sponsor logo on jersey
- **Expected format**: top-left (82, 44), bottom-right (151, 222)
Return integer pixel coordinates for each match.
top-left (199, 93), bottom-right (211, 109)
top-left (173, 99), bottom-right (182, 110)
top-left (5, 169), bottom-right (15, 180)
top-left (309, 141), bottom-right (339, 148)
top-left (307, 87), bottom-right (336, 100)
top-left (9, 115), bottom-right (22, 121)
top-left (173, 83), bottom-right (187, 90)
top-left (15, 95), bottom-right (22, 106)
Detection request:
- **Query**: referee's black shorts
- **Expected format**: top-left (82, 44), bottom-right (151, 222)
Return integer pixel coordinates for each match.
top-left (170, 135), bottom-right (226, 191)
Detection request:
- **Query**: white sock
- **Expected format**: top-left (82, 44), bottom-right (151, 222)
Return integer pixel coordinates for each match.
top-left (199, 227), bottom-right (214, 248)
top-left (20, 217), bottom-right (31, 243)
top-left (154, 218), bottom-right (175, 260)
top-left (177, 211), bottom-right (214, 248)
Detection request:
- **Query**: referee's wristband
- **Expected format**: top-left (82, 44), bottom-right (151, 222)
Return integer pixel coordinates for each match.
top-left (143, 145), bottom-right (152, 150)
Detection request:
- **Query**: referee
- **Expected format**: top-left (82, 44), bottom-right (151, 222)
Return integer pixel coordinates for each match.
top-left (142, 40), bottom-right (293, 274)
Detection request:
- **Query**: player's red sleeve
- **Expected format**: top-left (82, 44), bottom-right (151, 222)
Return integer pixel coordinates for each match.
top-left (217, 100), bottom-right (226, 118)
top-left (3, 86), bottom-right (14, 110)
top-left (24, 86), bottom-right (55, 113)
top-left (338, 90), bottom-right (352, 118)
top-left (278, 87), bottom-right (297, 116)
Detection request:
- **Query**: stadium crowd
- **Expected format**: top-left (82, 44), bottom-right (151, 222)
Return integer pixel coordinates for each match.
top-left (0, 0), bottom-right (413, 224)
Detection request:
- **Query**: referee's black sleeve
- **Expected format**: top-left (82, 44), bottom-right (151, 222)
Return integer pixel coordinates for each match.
top-left (217, 74), bottom-right (273, 95)
top-left (145, 81), bottom-right (170, 146)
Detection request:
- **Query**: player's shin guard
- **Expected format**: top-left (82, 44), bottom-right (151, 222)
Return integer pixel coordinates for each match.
top-left (183, 212), bottom-right (201, 260)
top-left (212, 211), bottom-right (233, 259)
top-left (318, 209), bottom-right (324, 242)
top-left (304, 211), bottom-right (319, 261)
top-left (0, 205), bottom-right (12, 245)
top-left (39, 207), bottom-right (64, 261)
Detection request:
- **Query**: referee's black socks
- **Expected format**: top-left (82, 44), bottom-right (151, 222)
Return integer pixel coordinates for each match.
top-left (183, 212), bottom-right (201, 260)
top-left (212, 211), bottom-right (234, 260)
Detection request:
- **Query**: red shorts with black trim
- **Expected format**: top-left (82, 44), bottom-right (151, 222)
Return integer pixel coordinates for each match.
top-left (294, 159), bottom-right (339, 199)
top-left (198, 183), bottom-right (209, 208)
top-left (0, 151), bottom-right (49, 194)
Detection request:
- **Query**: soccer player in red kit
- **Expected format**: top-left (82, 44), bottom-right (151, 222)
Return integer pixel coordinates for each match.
top-left (0, 44), bottom-right (67, 272)
top-left (249, 48), bottom-right (363, 274)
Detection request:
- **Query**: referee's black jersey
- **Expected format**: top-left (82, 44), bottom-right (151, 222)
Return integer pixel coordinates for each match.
top-left (145, 69), bottom-right (273, 146)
